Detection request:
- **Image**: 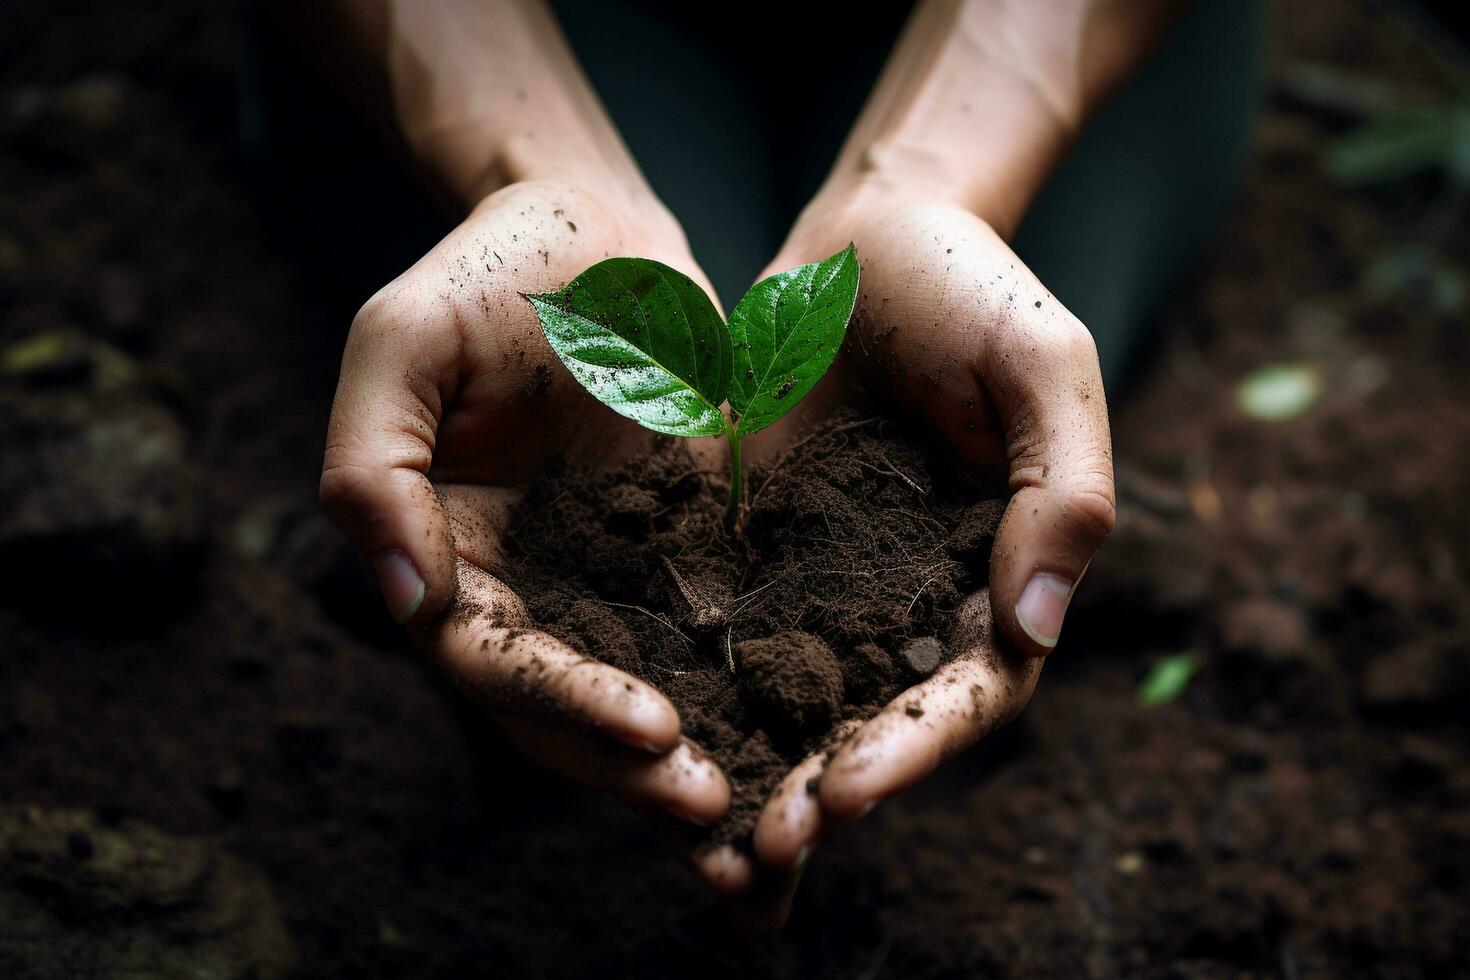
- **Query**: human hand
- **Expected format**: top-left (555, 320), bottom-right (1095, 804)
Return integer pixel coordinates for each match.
top-left (724, 179), bottom-right (1116, 926)
top-left (319, 180), bottom-right (748, 883)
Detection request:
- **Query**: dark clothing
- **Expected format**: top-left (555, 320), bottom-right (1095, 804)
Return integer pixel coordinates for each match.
top-left (553, 0), bottom-right (1265, 386)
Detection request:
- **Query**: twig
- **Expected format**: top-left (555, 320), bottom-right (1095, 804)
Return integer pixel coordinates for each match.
top-left (602, 601), bottom-right (692, 646)
top-left (877, 452), bottom-right (926, 495)
top-left (905, 576), bottom-right (938, 617)
top-left (659, 555), bottom-right (702, 613)
top-left (728, 578), bottom-right (777, 617)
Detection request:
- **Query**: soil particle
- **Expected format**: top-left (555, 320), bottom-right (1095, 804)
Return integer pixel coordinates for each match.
top-left (500, 412), bottom-right (992, 840)
top-left (736, 632), bottom-right (844, 736)
top-left (845, 642), bottom-right (900, 702)
top-left (521, 362), bottom-right (554, 401)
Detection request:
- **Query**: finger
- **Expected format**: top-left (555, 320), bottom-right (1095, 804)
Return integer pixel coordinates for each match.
top-left (979, 272), bottom-right (1115, 655)
top-left (319, 282), bottom-right (461, 624)
top-left (424, 559), bottom-right (681, 752)
top-left (630, 804), bottom-right (756, 895)
top-left (729, 864), bottom-right (807, 934)
top-left (752, 719), bottom-right (863, 872)
top-left (819, 591), bottom-right (1041, 818)
top-left (502, 720), bottom-right (730, 826)
top-left (437, 483), bottom-right (519, 568)
top-left (694, 843), bottom-right (756, 895)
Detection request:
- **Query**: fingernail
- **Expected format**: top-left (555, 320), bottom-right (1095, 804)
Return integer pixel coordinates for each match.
top-left (373, 551), bottom-right (425, 624)
top-left (673, 807), bottom-right (709, 828)
top-left (641, 740), bottom-right (661, 754)
top-left (1016, 572), bottom-right (1073, 649)
top-left (794, 844), bottom-right (811, 870)
top-left (855, 800), bottom-right (877, 820)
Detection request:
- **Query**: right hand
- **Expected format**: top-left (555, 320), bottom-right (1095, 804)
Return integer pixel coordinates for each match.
top-left (319, 179), bottom-right (751, 890)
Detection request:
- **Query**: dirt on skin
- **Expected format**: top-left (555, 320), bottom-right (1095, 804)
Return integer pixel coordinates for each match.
top-left (3, 1), bottom-right (1470, 978)
top-left (497, 415), bottom-right (1001, 842)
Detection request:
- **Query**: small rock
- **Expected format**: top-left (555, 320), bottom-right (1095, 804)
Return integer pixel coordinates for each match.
top-left (900, 636), bottom-right (944, 676)
top-left (0, 335), bottom-right (203, 611)
top-left (0, 805), bottom-right (296, 978)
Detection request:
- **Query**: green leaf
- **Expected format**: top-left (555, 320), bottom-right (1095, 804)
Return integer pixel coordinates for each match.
top-left (1137, 651), bottom-right (1200, 707)
top-left (1323, 102), bottom-right (1464, 187)
top-left (1235, 362), bottom-right (1322, 422)
top-left (728, 244), bottom-right (859, 436)
top-left (527, 257), bottom-right (731, 437)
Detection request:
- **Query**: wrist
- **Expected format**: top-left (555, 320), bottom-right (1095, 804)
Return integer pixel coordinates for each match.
top-left (809, 131), bottom-right (1059, 244)
top-left (457, 133), bottom-right (664, 219)
top-left (791, 169), bottom-right (1004, 255)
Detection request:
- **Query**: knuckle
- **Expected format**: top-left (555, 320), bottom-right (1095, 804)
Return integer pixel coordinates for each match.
top-left (317, 461), bottom-right (372, 515)
top-left (351, 280), bottom-right (450, 346)
top-left (351, 284), bottom-right (404, 334)
top-left (1043, 315), bottom-right (1100, 365)
top-left (1063, 478), bottom-right (1118, 549)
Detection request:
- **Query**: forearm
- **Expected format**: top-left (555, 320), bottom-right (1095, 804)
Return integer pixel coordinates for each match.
top-left (818, 0), bottom-right (1183, 237)
top-left (312, 0), bottom-right (658, 213)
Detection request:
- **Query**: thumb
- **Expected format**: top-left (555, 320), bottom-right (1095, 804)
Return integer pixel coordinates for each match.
top-left (984, 311), bottom-right (1115, 656)
top-left (319, 285), bottom-right (459, 624)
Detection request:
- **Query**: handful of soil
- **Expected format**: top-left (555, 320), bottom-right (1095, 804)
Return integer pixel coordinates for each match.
top-left (499, 413), bottom-right (1003, 842)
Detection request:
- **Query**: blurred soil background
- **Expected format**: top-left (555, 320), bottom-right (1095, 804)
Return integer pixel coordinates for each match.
top-left (1, 1), bottom-right (1467, 977)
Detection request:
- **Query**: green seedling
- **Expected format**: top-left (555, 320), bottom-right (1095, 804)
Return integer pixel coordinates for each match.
top-left (1137, 650), bottom-right (1200, 707)
top-left (525, 245), bottom-right (859, 527)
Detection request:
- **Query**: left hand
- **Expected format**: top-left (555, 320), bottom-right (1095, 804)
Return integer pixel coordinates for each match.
top-left (713, 177), bottom-right (1117, 928)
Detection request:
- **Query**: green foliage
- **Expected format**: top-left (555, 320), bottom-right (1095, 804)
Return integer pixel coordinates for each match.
top-left (1137, 651), bottom-right (1200, 707)
top-left (1324, 99), bottom-right (1470, 188)
top-left (526, 258), bottom-right (730, 437)
top-left (1235, 362), bottom-right (1322, 422)
top-left (528, 246), bottom-right (859, 523)
top-left (728, 245), bottom-right (859, 435)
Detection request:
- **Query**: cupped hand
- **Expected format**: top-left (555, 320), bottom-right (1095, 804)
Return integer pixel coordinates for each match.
top-left (319, 180), bottom-right (741, 880)
top-left (728, 182), bottom-right (1116, 927)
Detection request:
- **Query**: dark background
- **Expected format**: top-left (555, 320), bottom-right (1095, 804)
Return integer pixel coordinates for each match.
top-left (2, 1), bottom-right (1468, 977)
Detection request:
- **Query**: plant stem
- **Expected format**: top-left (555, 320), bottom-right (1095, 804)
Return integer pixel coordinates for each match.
top-left (723, 421), bottom-right (743, 530)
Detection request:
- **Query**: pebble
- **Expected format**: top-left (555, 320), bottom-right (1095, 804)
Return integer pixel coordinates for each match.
top-left (900, 636), bottom-right (944, 675)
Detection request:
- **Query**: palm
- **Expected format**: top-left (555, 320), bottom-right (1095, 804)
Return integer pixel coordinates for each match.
top-left (722, 198), bottom-right (1088, 925)
top-left (749, 200), bottom-right (1012, 471)
top-left (326, 180), bottom-right (740, 870)
top-left (409, 183), bottom-right (724, 488)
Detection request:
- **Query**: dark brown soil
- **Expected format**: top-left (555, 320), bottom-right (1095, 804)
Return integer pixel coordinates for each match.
top-left (499, 416), bottom-right (997, 841)
top-left (3, 1), bottom-right (1470, 978)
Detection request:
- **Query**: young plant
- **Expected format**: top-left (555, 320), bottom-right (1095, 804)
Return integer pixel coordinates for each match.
top-left (525, 245), bottom-right (859, 526)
